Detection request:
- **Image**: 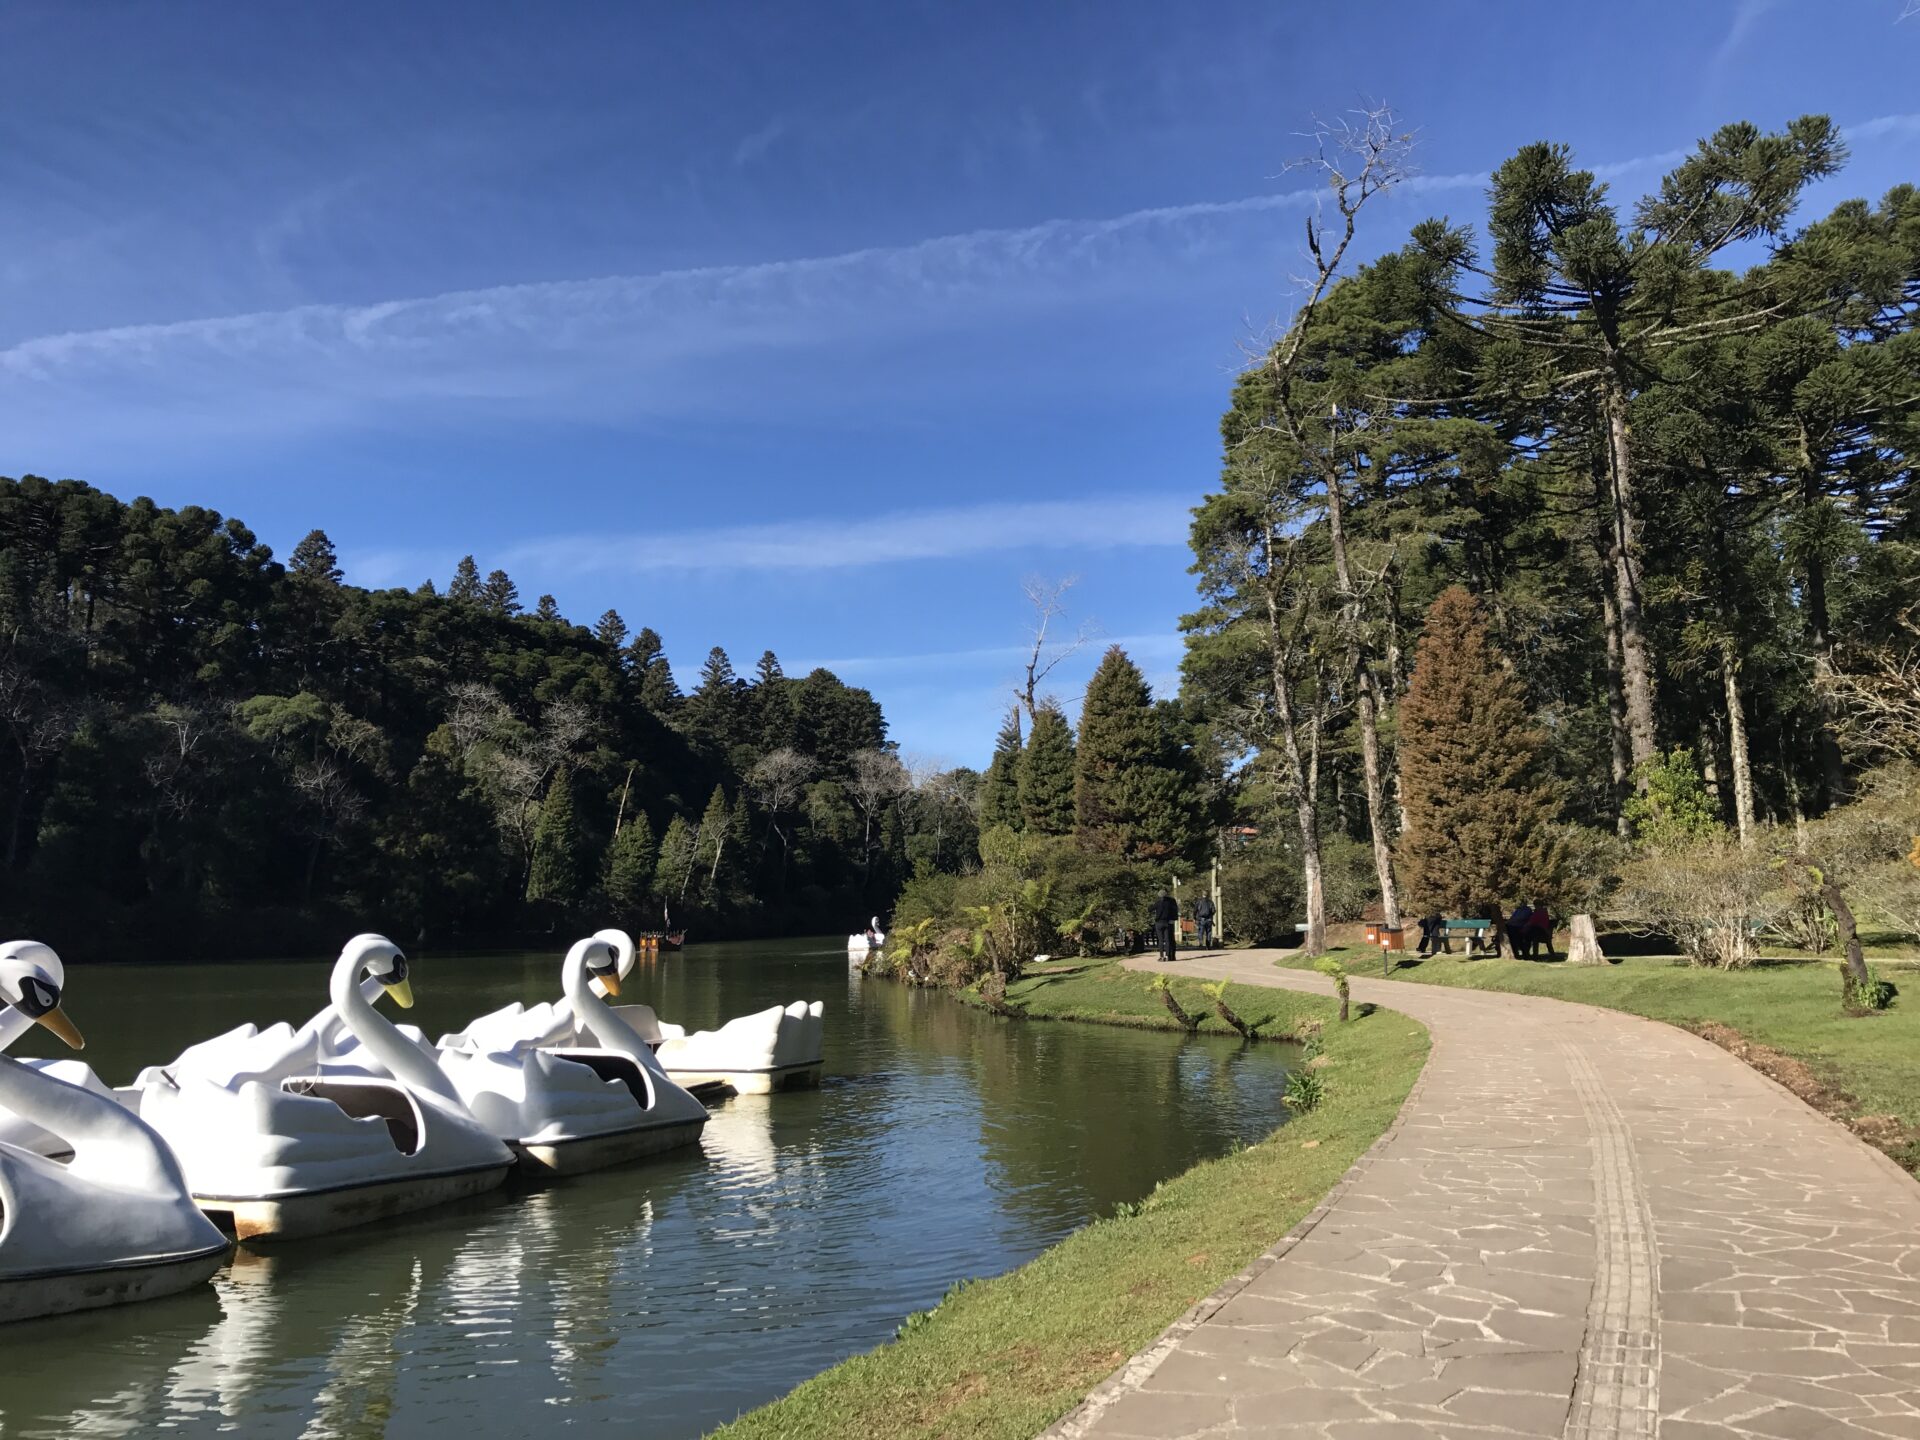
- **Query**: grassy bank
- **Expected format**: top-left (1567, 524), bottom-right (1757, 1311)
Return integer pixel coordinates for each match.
top-left (711, 963), bottom-right (1428, 1440)
top-left (1280, 943), bottom-right (1920, 1168)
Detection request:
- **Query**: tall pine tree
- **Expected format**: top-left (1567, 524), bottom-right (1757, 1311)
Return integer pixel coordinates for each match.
top-left (1074, 646), bottom-right (1204, 862)
top-left (1398, 587), bottom-right (1567, 920)
top-left (979, 708), bottom-right (1025, 833)
top-left (1019, 701), bottom-right (1077, 836)
top-left (526, 766), bottom-right (588, 906)
top-left (604, 809), bottom-right (657, 917)
top-left (448, 555), bottom-right (483, 603)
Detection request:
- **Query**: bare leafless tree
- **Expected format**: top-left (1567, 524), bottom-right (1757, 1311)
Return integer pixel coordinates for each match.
top-left (1015, 575), bottom-right (1097, 724)
top-left (444, 684), bottom-right (595, 891)
top-left (847, 748), bottom-right (908, 864)
top-left (749, 746), bottom-right (817, 876)
top-left (292, 757), bottom-right (368, 903)
top-left (1821, 612), bottom-right (1920, 760)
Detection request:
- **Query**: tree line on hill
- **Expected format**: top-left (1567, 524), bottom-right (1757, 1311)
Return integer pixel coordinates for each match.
top-left (0, 476), bottom-right (979, 958)
top-left (1184, 109), bottom-right (1918, 971)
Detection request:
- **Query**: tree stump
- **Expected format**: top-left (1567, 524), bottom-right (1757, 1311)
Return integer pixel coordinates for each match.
top-left (1568, 913), bottom-right (1604, 965)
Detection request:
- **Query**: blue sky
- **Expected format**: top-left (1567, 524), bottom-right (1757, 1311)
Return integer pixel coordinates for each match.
top-left (3, 2), bottom-right (1918, 765)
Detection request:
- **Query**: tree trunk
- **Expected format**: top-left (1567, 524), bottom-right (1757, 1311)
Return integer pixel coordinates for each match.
top-left (1265, 568), bottom-right (1327, 956)
top-left (1602, 373), bottom-right (1659, 778)
top-left (1568, 913), bottom-right (1605, 965)
top-left (1322, 452), bottom-right (1399, 928)
top-left (1778, 731), bottom-right (1810, 847)
top-left (1698, 718), bottom-right (1723, 815)
top-left (1805, 858), bottom-right (1871, 1001)
top-left (1356, 669), bottom-right (1400, 926)
top-left (1721, 647), bottom-right (1757, 848)
top-left (1796, 423), bottom-right (1847, 809)
top-left (1595, 529), bottom-right (1632, 835)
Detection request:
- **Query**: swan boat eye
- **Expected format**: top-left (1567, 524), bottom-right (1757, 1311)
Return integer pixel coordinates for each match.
top-left (382, 955), bottom-right (410, 985)
top-left (11, 975), bottom-right (60, 1017)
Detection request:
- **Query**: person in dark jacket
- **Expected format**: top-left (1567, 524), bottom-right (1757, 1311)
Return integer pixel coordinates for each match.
top-left (1416, 911), bottom-right (1446, 957)
top-left (1508, 902), bottom-right (1535, 958)
top-left (1150, 891), bottom-right (1179, 963)
top-left (1193, 893), bottom-right (1216, 949)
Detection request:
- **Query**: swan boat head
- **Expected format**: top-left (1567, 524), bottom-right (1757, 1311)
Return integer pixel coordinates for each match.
top-left (338, 934), bottom-right (414, 1012)
top-left (0, 941), bottom-right (86, 1052)
top-left (589, 929), bottom-right (636, 993)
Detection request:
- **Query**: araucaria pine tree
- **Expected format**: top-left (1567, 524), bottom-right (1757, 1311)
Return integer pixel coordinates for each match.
top-left (526, 766), bottom-right (588, 906)
top-left (1074, 646), bottom-right (1203, 861)
top-left (979, 708), bottom-right (1025, 833)
top-left (1018, 702), bottom-right (1077, 835)
top-left (1397, 587), bottom-right (1567, 918)
top-left (604, 810), bottom-right (657, 917)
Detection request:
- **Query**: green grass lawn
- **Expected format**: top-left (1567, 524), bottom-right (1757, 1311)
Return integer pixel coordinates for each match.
top-left (1280, 946), bottom-right (1920, 1165)
top-left (711, 966), bottom-right (1428, 1440)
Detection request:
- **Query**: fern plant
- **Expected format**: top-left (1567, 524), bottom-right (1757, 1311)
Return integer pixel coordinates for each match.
top-left (1315, 957), bottom-right (1351, 1022)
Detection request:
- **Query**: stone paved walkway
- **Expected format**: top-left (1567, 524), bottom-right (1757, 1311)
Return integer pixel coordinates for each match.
top-left (1047, 951), bottom-right (1920, 1440)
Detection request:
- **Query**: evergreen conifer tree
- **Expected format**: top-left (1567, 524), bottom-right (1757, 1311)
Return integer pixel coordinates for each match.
top-left (1397, 587), bottom-right (1567, 917)
top-left (626, 628), bottom-right (680, 712)
top-left (979, 708), bottom-right (1025, 833)
top-left (595, 609), bottom-right (629, 649)
top-left (480, 569), bottom-right (521, 616)
top-left (526, 766), bottom-right (588, 906)
top-left (288, 529), bottom-right (342, 585)
top-left (533, 593), bottom-right (562, 622)
top-left (1074, 646), bottom-right (1204, 861)
top-left (448, 556), bottom-right (482, 603)
top-left (604, 809), bottom-right (657, 917)
top-left (654, 813), bottom-right (698, 904)
top-left (1019, 701), bottom-right (1077, 835)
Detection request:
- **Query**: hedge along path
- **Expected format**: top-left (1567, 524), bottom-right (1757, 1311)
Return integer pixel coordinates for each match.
top-left (1052, 950), bottom-right (1920, 1440)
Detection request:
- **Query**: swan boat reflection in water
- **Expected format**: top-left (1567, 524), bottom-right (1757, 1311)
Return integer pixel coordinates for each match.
top-left (0, 941), bottom-right (230, 1322)
top-left (132, 934), bottom-right (516, 1240)
top-left (441, 928), bottom-right (824, 1096)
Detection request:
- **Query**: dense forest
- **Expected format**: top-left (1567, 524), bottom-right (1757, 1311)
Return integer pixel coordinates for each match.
top-left (1181, 111), bottom-right (1918, 956)
top-left (0, 478), bottom-right (979, 958)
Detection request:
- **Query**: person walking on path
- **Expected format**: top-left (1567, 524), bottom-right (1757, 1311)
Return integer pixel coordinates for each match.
top-left (1150, 891), bottom-right (1179, 963)
top-left (1193, 893), bottom-right (1216, 949)
top-left (1416, 910), bottom-right (1446, 957)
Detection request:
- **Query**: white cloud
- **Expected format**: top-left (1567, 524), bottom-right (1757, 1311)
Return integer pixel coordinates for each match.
top-left (341, 495), bottom-right (1194, 589)
top-left (732, 115), bottom-right (791, 167)
top-left (501, 495), bottom-right (1193, 576)
top-left (5, 111), bottom-right (1914, 457)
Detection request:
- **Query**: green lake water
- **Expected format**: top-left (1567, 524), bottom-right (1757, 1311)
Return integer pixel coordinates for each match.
top-left (0, 936), bottom-right (1297, 1438)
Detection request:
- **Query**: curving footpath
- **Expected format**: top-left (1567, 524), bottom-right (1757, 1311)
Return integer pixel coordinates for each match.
top-left (1045, 950), bottom-right (1920, 1440)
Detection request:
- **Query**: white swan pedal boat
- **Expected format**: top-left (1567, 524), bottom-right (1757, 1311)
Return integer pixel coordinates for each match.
top-left (0, 941), bottom-right (230, 1321)
top-left (131, 935), bottom-right (516, 1240)
top-left (422, 935), bottom-right (709, 1174)
top-left (442, 928), bottom-right (825, 1096)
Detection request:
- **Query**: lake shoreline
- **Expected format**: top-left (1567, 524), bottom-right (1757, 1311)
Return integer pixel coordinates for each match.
top-left (712, 959), bottom-right (1430, 1440)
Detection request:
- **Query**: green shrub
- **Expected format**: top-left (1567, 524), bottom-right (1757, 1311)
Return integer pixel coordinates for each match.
top-left (1843, 963), bottom-right (1899, 1013)
top-left (1283, 1068), bottom-right (1325, 1112)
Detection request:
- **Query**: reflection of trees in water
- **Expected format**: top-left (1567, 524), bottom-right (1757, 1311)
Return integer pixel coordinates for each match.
top-left (969, 1023), bottom-right (1296, 1231)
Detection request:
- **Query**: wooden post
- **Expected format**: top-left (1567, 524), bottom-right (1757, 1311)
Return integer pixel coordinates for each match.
top-left (1569, 913), bottom-right (1604, 965)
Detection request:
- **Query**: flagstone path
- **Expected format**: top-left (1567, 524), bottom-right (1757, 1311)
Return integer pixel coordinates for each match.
top-left (1045, 950), bottom-right (1920, 1440)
